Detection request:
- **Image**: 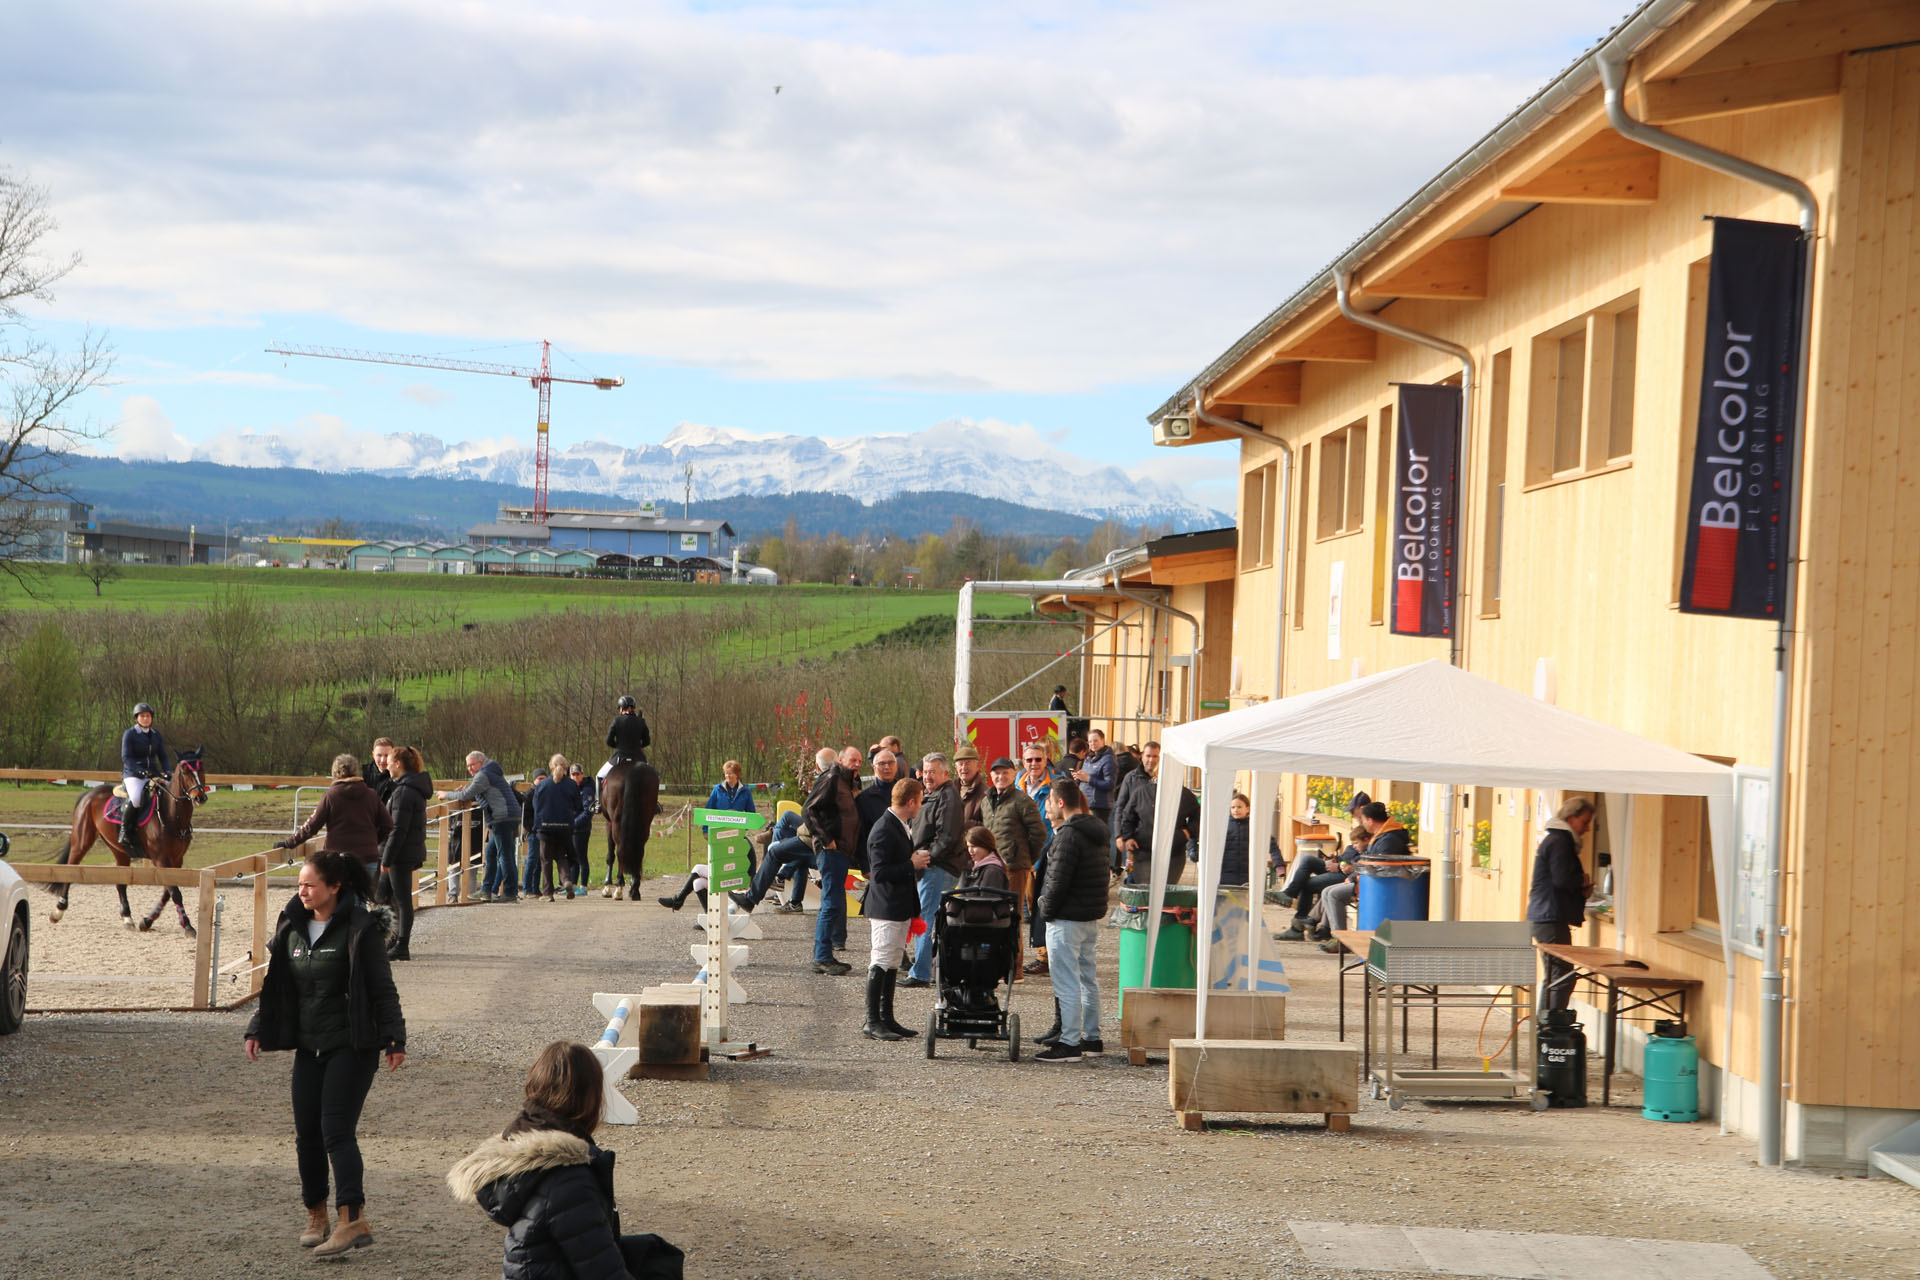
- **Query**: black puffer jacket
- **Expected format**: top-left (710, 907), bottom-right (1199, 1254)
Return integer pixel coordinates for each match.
top-left (245, 894), bottom-right (405, 1054)
top-left (381, 771), bottom-right (432, 870)
top-left (449, 1129), bottom-right (633, 1280)
top-left (1040, 812), bottom-right (1112, 923)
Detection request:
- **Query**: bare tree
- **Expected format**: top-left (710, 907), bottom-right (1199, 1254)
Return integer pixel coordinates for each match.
top-left (75, 558), bottom-right (121, 596)
top-left (0, 170), bottom-right (113, 582)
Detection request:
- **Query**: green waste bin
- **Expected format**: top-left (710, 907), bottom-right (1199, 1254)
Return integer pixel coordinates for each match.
top-left (1116, 884), bottom-right (1198, 1016)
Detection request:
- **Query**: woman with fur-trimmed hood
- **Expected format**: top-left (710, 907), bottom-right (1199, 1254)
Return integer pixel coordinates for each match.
top-left (448, 1041), bottom-right (681, 1280)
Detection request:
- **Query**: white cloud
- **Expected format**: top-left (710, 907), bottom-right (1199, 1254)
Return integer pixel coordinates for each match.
top-left (7, 2), bottom-right (1627, 397)
top-left (400, 383), bottom-right (454, 408)
top-left (115, 395), bottom-right (194, 462)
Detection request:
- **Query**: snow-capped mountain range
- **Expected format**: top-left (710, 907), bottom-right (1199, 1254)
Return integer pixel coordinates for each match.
top-left (163, 419), bottom-right (1229, 530)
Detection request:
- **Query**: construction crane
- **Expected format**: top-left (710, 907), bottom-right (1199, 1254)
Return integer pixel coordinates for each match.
top-left (266, 340), bottom-right (624, 522)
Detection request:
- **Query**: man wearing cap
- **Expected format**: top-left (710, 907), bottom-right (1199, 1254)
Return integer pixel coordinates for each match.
top-left (982, 755), bottom-right (1047, 975)
top-left (952, 743), bottom-right (988, 827)
top-left (1276, 791), bottom-right (1373, 941)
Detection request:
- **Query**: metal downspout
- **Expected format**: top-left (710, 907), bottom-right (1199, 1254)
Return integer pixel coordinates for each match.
top-left (1334, 265), bottom-right (1475, 922)
top-left (1597, 48), bottom-right (1818, 1172)
top-left (1192, 403), bottom-right (1292, 703)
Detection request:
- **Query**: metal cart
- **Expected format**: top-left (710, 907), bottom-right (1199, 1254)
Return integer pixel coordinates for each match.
top-left (1364, 920), bottom-right (1544, 1110)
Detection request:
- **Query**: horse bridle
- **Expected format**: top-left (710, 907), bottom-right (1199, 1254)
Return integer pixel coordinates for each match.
top-left (172, 757), bottom-right (211, 807)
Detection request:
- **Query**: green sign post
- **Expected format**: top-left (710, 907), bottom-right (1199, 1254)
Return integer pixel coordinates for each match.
top-left (694, 808), bottom-right (766, 895)
top-left (692, 808), bottom-right (769, 1049)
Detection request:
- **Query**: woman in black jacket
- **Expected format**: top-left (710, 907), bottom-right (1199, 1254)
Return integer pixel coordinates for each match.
top-left (380, 745), bottom-right (432, 960)
top-left (245, 850), bottom-right (406, 1257)
top-left (448, 1040), bottom-right (681, 1280)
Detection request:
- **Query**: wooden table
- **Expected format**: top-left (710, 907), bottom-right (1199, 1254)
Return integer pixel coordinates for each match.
top-left (1535, 943), bottom-right (1703, 1106)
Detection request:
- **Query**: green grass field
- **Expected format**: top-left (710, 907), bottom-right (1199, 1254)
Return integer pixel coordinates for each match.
top-left (2, 565), bottom-right (1024, 647)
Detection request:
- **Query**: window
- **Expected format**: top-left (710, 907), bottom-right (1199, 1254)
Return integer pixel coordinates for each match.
top-left (1479, 350), bottom-right (1512, 617)
top-left (1291, 443), bottom-right (1312, 628)
top-left (1470, 786), bottom-right (1494, 869)
top-left (1526, 292), bottom-right (1641, 485)
top-left (1238, 462), bottom-right (1276, 571)
top-left (1370, 402), bottom-right (1394, 625)
top-left (1316, 420), bottom-right (1367, 539)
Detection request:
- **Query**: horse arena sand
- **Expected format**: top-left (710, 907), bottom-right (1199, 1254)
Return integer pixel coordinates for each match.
top-left (2, 877), bottom-right (1915, 1280)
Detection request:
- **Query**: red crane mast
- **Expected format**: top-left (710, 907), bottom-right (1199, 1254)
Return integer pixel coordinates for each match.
top-left (266, 339), bottom-right (624, 522)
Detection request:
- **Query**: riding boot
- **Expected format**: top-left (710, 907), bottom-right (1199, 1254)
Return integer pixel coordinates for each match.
top-left (657, 872), bottom-right (697, 911)
top-left (123, 803), bottom-right (146, 859)
top-left (300, 1203), bottom-right (330, 1247)
top-left (1036, 998), bottom-right (1063, 1045)
top-left (311, 1203), bottom-right (372, 1256)
top-left (693, 887), bottom-right (708, 913)
top-left (862, 966), bottom-right (904, 1041)
top-left (880, 967), bottom-right (914, 1039)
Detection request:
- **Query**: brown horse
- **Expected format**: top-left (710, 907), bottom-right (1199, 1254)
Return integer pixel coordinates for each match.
top-left (46, 750), bottom-right (210, 933)
top-left (597, 760), bottom-right (660, 901)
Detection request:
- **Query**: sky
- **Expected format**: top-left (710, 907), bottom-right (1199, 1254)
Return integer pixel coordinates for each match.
top-left (1, 0), bottom-right (1632, 514)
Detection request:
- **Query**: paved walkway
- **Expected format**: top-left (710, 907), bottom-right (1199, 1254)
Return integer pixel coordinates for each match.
top-left (1291, 1222), bottom-right (1773, 1280)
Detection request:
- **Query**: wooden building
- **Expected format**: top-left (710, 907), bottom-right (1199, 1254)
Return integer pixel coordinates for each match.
top-left (1136, 0), bottom-right (1920, 1166)
top-left (1042, 529), bottom-right (1238, 748)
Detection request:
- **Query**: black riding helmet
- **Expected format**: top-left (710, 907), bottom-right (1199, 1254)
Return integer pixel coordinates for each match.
top-left (617, 695), bottom-right (637, 711)
top-left (132, 701), bottom-right (155, 719)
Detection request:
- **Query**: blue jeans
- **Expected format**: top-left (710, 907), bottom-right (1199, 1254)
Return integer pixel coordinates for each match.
top-left (745, 836), bottom-right (814, 906)
top-left (1045, 918), bottom-right (1101, 1047)
top-left (909, 865), bottom-right (959, 982)
top-left (483, 822), bottom-right (518, 897)
top-left (813, 848), bottom-right (848, 964)
top-left (520, 832), bottom-right (540, 896)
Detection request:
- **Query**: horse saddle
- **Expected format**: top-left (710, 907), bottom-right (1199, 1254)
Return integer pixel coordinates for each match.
top-left (104, 794), bottom-right (155, 829)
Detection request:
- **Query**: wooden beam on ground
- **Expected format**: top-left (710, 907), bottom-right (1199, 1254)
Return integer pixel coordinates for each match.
top-left (1210, 362), bottom-right (1301, 408)
top-left (1168, 1038), bottom-right (1359, 1124)
top-left (1122, 989), bottom-right (1286, 1064)
top-left (1360, 237), bottom-right (1489, 301)
top-left (1499, 132), bottom-right (1661, 205)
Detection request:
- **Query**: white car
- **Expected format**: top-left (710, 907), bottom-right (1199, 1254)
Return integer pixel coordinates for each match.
top-left (1, 834), bottom-right (27, 1034)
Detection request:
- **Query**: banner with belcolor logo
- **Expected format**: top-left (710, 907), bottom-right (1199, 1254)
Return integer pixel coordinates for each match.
top-left (1679, 217), bottom-right (1805, 619)
top-left (1391, 383), bottom-right (1461, 638)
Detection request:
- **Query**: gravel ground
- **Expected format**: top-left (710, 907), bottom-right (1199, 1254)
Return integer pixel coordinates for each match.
top-left (1, 877), bottom-right (1914, 1280)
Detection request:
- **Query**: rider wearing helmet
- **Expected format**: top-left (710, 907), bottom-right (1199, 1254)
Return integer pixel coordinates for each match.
top-left (598, 695), bottom-right (651, 781)
top-left (121, 702), bottom-right (170, 857)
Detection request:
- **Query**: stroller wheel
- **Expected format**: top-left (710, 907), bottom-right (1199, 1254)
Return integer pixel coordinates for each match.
top-left (925, 1009), bottom-right (938, 1060)
top-left (1007, 1012), bottom-right (1021, 1062)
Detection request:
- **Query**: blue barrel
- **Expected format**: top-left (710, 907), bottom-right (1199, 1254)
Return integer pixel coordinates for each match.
top-left (1641, 1021), bottom-right (1700, 1122)
top-left (1356, 858), bottom-right (1431, 930)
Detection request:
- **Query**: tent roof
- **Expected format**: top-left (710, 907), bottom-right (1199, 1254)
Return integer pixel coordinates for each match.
top-left (1161, 659), bottom-right (1731, 798)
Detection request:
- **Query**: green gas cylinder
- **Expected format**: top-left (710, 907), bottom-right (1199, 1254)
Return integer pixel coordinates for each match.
top-left (1641, 1020), bottom-right (1699, 1122)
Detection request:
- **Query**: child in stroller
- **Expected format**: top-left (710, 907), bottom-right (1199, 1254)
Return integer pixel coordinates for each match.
top-left (925, 836), bottom-right (1023, 1061)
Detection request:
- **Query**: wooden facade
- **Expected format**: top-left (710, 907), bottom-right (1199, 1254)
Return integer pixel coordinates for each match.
top-left (1138, 0), bottom-right (1920, 1161)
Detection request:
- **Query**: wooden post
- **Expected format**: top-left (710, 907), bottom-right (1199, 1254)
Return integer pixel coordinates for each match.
top-left (251, 853), bottom-right (268, 999)
top-left (191, 868), bottom-right (218, 1010)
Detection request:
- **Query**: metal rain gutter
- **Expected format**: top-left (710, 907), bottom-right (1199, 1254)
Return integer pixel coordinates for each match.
top-left (1146, 0), bottom-right (1699, 427)
top-left (1596, 45), bottom-right (1819, 1172)
top-left (1192, 403), bottom-right (1291, 705)
top-left (1333, 266), bottom-right (1475, 922)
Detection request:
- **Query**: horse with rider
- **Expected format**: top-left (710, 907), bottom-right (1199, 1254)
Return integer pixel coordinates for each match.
top-left (46, 701), bottom-right (211, 932)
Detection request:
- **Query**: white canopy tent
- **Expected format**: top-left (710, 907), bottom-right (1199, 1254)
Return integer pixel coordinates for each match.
top-left (1144, 659), bottom-right (1737, 1038)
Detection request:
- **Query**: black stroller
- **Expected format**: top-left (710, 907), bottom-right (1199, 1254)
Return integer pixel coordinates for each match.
top-left (924, 886), bottom-right (1022, 1061)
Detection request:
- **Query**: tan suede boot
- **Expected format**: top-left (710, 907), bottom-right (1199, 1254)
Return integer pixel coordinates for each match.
top-left (310, 1203), bottom-right (371, 1257)
top-left (299, 1204), bottom-right (330, 1247)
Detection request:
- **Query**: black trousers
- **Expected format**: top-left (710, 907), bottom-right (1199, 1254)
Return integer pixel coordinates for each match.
top-left (380, 866), bottom-right (414, 952)
top-left (538, 825), bottom-right (574, 893)
top-left (1531, 921), bottom-right (1576, 1011)
top-left (291, 1047), bottom-right (381, 1209)
top-left (1028, 853), bottom-right (1048, 948)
